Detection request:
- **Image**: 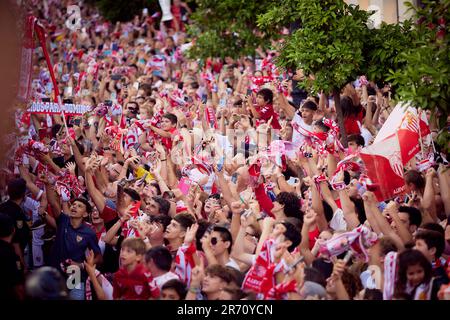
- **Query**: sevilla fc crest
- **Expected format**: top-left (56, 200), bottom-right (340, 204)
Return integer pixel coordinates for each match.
top-left (388, 151), bottom-right (403, 178)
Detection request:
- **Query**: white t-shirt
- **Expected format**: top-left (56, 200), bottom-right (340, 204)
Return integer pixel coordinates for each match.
top-left (225, 258), bottom-right (241, 271)
top-left (154, 271), bottom-right (180, 289)
top-left (291, 113), bottom-right (314, 147)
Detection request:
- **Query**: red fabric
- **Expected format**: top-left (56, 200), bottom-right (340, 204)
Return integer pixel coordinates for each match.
top-left (344, 117), bottom-right (360, 135)
top-left (256, 104), bottom-right (281, 130)
top-left (254, 183), bottom-right (275, 218)
top-left (100, 206), bottom-right (118, 224)
top-left (335, 198), bottom-right (342, 209)
top-left (113, 263), bottom-right (159, 300)
top-left (308, 227), bottom-right (320, 251)
top-left (161, 127), bottom-right (178, 151)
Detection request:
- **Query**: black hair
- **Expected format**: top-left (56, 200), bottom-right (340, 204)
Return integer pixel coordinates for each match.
top-left (150, 214), bottom-right (172, 231)
top-left (153, 196), bottom-right (171, 215)
top-left (25, 266), bottom-right (69, 300)
top-left (341, 96), bottom-right (361, 118)
top-left (0, 213), bottom-right (14, 238)
top-left (161, 279), bottom-right (187, 299)
top-left (312, 258), bottom-right (333, 280)
top-left (420, 222), bottom-right (445, 235)
top-left (163, 113), bottom-right (178, 125)
top-left (145, 245), bottom-right (173, 271)
top-left (281, 221), bottom-right (301, 252)
top-left (350, 197), bottom-right (366, 225)
top-left (302, 100), bottom-right (318, 111)
top-left (276, 192), bottom-right (302, 220)
top-left (51, 124), bottom-right (63, 138)
top-left (72, 197), bottom-right (93, 214)
top-left (304, 266), bottom-right (327, 288)
top-left (398, 206), bottom-right (422, 228)
top-left (7, 178), bottom-right (26, 201)
top-left (415, 230), bottom-right (445, 259)
top-left (348, 134), bottom-right (365, 147)
top-left (257, 88), bottom-right (273, 104)
top-left (196, 219), bottom-right (212, 251)
top-left (190, 82), bottom-right (200, 90)
top-left (123, 188), bottom-right (141, 202)
top-left (212, 225), bottom-right (233, 254)
top-left (322, 201), bottom-right (334, 222)
top-left (363, 288), bottom-right (383, 300)
top-left (173, 213), bottom-right (195, 231)
top-left (314, 119), bottom-right (330, 133)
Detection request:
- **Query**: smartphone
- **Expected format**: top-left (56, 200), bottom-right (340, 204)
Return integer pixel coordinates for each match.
top-left (143, 8), bottom-right (148, 16)
top-left (111, 74), bottom-right (122, 81)
top-left (217, 156), bottom-right (225, 172)
top-left (133, 82), bottom-right (140, 90)
top-left (287, 177), bottom-right (299, 186)
top-left (231, 172), bottom-right (238, 184)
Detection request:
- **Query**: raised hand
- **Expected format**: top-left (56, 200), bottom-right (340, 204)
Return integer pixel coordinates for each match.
top-left (303, 209), bottom-right (317, 226)
top-left (65, 162), bottom-right (77, 175)
top-left (184, 223), bottom-right (199, 246)
top-left (84, 249), bottom-right (96, 274)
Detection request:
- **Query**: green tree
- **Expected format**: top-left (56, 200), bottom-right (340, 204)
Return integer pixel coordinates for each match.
top-left (259, 0), bottom-right (373, 145)
top-left (388, 0), bottom-right (450, 151)
top-left (187, 0), bottom-right (275, 60)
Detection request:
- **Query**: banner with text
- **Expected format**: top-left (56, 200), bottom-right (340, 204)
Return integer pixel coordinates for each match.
top-left (27, 102), bottom-right (91, 115)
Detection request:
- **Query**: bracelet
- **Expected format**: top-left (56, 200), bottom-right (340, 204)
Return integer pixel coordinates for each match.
top-left (189, 286), bottom-right (201, 294)
top-left (257, 217), bottom-right (264, 222)
top-left (161, 159), bottom-right (167, 161)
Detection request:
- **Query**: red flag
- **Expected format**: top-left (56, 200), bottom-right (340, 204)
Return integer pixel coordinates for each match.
top-left (397, 110), bottom-right (421, 164)
top-left (360, 134), bottom-right (406, 202)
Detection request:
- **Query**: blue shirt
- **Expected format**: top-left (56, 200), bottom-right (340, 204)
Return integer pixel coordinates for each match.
top-left (51, 213), bottom-right (101, 269)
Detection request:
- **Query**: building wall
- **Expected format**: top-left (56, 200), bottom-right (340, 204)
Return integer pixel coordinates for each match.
top-left (345, 0), bottom-right (416, 24)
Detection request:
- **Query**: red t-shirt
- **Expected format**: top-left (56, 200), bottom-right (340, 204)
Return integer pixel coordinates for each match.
top-left (308, 226), bottom-right (320, 251)
top-left (113, 263), bottom-right (159, 300)
top-left (257, 104), bottom-right (281, 129)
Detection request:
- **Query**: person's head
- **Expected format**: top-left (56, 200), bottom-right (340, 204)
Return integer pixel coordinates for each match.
top-left (106, 163), bottom-right (123, 182)
top-left (404, 170), bottom-right (425, 193)
top-left (119, 237), bottom-right (147, 268)
top-left (313, 118), bottom-right (330, 134)
top-left (300, 100), bottom-right (317, 125)
top-left (391, 206), bottom-right (422, 234)
top-left (210, 225), bottom-right (233, 258)
top-left (256, 88), bottom-right (273, 107)
top-left (359, 288), bottom-right (383, 300)
top-left (243, 225), bottom-right (259, 254)
top-left (280, 122), bottom-right (293, 141)
top-left (145, 245), bottom-right (173, 274)
top-left (414, 230), bottom-right (445, 262)
top-left (160, 279), bottom-right (187, 300)
top-left (368, 236), bottom-right (398, 263)
top-left (273, 192), bottom-right (302, 219)
top-left (0, 213), bottom-right (14, 242)
top-left (161, 113), bottom-right (177, 131)
top-left (202, 264), bottom-right (233, 295)
top-left (25, 267), bottom-right (69, 300)
top-left (69, 198), bottom-right (92, 219)
top-left (218, 287), bottom-right (243, 300)
top-left (348, 134), bottom-right (365, 152)
top-left (271, 221), bottom-right (301, 253)
top-left (126, 101), bottom-right (139, 118)
top-left (7, 178), bottom-right (26, 202)
top-left (122, 188), bottom-right (141, 208)
top-left (341, 95), bottom-right (360, 118)
top-left (149, 214), bottom-right (172, 241)
top-left (396, 249), bottom-right (432, 290)
top-left (146, 196), bottom-right (171, 216)
top-left (164, 213), bottom-right (195, 242)
top-left (204, 194), bottom-right (221, 214)
top-left (304, 267), bottom-right (327, 288)
top-left (300, 281), bottom-right (327, 300)
top-left (144, 181), bottom-right (161, 198)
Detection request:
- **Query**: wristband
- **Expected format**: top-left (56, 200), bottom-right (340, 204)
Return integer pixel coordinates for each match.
top-left (332, 181), bottom-right (346, 191)
top-left (189, 286), bottom-right (201, 294)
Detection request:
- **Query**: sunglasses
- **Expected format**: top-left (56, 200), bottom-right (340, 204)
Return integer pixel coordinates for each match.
top-left (210, 237), bottom-right (222, 246)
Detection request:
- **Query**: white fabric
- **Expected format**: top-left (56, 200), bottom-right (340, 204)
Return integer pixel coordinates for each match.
top-left (329, 208), bottom-right (348, 232)
top-left (225, 258), bottom-right (241, 271)
top-left (291, 113), bottom-right (313, 146)
top-left (154, 271), bottom-right (180, 289)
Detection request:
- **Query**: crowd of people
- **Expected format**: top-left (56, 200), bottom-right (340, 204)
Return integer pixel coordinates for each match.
top-left (0, 0), bottom-right (449, 301)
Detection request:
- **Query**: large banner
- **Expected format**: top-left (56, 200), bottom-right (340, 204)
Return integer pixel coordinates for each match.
top-left (27, 101), bottom-right (91, 115)
top-left (374, 102), bottom-right (431, 165)
top-left (360, 134), bottom-right (407, 202)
